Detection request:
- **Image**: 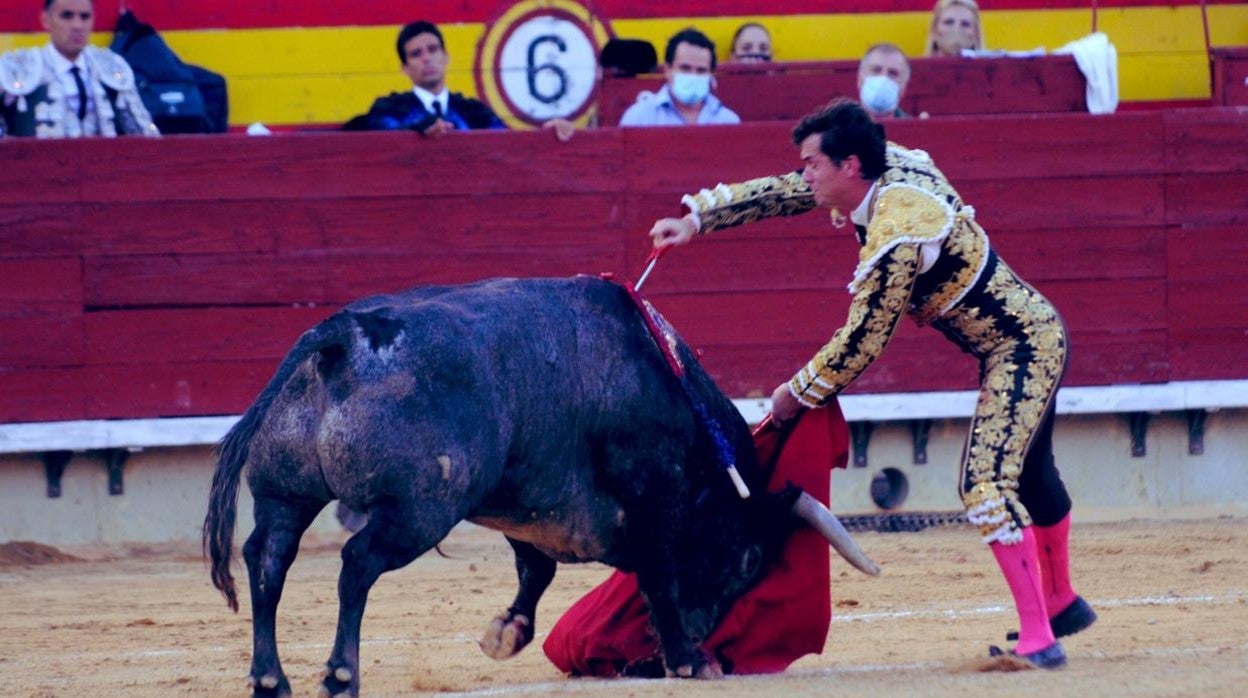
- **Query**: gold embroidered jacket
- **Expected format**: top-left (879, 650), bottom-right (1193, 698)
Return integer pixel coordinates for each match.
top-left (681, 142), bottom-right (990, 407)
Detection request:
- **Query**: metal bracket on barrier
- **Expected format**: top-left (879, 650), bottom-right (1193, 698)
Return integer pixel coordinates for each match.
top-left (1186, 409), bottom-right (1207, 455)
top-left (1128, 412), bottom-right (1149, 457)
top-left (911, 419), bottom-right (932, 464)
top-left (849, 421), bottom-right (874, 468)
top-left (105, 449), bottom-right (129, 495)
top-left (42, 450), bottom-right (73, 498)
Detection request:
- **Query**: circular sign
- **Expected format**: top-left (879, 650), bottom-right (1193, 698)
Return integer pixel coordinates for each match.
top-left (476, 0), bottom-right (611, 128)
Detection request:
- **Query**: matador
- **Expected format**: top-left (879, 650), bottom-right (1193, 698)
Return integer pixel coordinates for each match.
top-left (650, 99), bottom-right (1097, 668)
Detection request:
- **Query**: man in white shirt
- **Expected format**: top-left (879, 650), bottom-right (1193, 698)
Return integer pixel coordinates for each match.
top-left (0, 0), bottom-right (158, 138)
top-left (618, 28), bottom-right (741, 127)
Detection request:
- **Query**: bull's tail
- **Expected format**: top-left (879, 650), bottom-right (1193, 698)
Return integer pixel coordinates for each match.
top-left (202, 312), bottom-right (355, 612)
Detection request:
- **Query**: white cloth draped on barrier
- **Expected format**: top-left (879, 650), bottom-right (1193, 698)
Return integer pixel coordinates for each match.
top-left (1056, 32), bottom-right (1120, 114)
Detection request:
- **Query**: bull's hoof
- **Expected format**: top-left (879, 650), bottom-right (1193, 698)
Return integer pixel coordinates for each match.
top-left (247, 672), bottom-right (291, 697)
top-left (479, 612), bottom-right (533, 659)
top-left (320, 663), bottom-right (358, 697)
top-left (665, 657), bottom-right (723, 680)
top-left (620, 656), bottom-right (666, 678)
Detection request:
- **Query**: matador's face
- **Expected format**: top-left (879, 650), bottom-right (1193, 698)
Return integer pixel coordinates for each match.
top-left (799, 134), bottom-right (860, 212)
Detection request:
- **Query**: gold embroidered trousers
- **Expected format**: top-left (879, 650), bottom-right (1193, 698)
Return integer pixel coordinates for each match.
top-left (932, 251), bottom-right (1069, 545)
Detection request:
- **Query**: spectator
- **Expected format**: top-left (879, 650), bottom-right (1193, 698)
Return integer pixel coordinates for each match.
top-left (729, 22), bottom-right (772, 63)
top-left (619, 27), bottom-right (740, 127)
top-left (343, 20), bottom-right (505, 136)
top-left (0, 0), bottom-right (159, 138)
top-left (925, 0), bottom-right (984, 57)
top-left (857, 43), bottom-right (911, 120)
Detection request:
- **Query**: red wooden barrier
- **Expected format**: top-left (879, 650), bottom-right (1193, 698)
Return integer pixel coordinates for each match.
top-left (1211, 48), bottom-right (1248, 106)
top-left (599, 56), bottom-right (1088, 126)
top-left (1, 110), bottom-right (1246, 423)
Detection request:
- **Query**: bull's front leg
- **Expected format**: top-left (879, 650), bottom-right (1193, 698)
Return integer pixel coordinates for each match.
top-left (480, 537), bottom-right (556, 659)
top-left (634, 555), bottom-right (722, 679)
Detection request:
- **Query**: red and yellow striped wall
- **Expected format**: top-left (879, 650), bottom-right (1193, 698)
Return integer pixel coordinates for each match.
top-left (2, 0), bottom-right (1245, 128)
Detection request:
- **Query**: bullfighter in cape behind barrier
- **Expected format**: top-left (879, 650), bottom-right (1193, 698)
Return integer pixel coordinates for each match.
top-left (1, 0), bottom-right (158, 138)
top-left (636, 98), bottom-right (1097, 669)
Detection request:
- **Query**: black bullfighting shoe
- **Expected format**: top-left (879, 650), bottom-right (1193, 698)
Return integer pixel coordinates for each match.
top-left (1007, 595), bottom-right (1098, 642)
top-left (989, 641), bottom-right (1068, 669)
top-left (1050, 596), bottom-right (1098, 637)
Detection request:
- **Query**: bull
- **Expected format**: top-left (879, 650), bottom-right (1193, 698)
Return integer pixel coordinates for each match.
top-left (203, 276), bottom-right (877, 697)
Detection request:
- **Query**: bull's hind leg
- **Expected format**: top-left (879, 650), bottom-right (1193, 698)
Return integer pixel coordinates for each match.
top-left (242, 495), bottom-right (325, 698)
top-left (321, 501), bottom-right (457, 697)
top-left (480, 537), bottom-right (556, 659)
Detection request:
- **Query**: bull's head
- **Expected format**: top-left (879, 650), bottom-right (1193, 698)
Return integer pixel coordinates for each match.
top-left (674, 482), bottom-right (879, 643)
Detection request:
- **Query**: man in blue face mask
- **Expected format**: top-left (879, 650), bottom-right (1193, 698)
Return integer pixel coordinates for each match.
top-left (857, 43), bottom-right (911, 121)
top-left (619, 27), bottom-right (741, 127)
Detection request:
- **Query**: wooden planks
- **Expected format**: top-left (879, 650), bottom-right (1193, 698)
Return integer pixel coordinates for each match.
top-left (81, 361), bottom-right (279, 419)
top-left (1, 109), bottom-right (1245, 423)
top-left (0, 368), bottom-right (87, 423)
top-left (0, 258), bottom-right (84, 369)
top-left (1162, 109), bottom-right (1248, 381)
top-left (1211, 48), bottom-right (1248, 107)
top-left (1165, 226), bottom-right (1248, 380)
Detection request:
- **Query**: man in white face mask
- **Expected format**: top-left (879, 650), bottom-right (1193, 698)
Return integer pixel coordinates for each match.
top-left (619, 27), bottom-right (741, 127)
top-left (857, 43), bottom-right (911, 121)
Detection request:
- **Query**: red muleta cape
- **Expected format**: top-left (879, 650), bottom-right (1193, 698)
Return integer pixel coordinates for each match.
top-left (542, 403), bottom-right (850, 676)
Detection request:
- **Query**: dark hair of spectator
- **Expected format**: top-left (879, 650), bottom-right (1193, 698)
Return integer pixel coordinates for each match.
top-left (791, 99), bottom-right (888, 180)
top-left (396, 20), bottom-right (444, 64)
top-left (44, 0), bottom-right (89, 9)
top-left (664, 28), bottom-right (717, 70)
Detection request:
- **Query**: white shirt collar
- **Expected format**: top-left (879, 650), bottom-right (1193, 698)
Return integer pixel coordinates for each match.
top-left (44, 43), bottom-right (87, 75)
top-left (412, 86), bottom-right (449, 114)
top-left (850, 181), bottom-right (878, 227)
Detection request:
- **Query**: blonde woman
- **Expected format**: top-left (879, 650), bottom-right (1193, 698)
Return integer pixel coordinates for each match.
top-left (925, 0), bottom-right (983, 57)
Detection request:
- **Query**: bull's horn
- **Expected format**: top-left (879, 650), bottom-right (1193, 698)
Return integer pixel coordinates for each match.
top-left (791, 491), bottom-right (881, 576)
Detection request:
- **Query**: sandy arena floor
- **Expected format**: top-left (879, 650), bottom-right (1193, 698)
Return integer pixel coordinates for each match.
top-left (2, 516), bottom-right (1246, 697)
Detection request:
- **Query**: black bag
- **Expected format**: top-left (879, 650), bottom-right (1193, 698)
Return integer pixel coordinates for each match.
top-left (110, 10), bottom-right (229, 133)
top-left (187, 64), bottom-right (229, 135)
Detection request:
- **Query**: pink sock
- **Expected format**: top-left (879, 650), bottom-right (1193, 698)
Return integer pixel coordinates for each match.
top-left (1034, 514), bottom-right (1078, 616)
top-left (990, 527), bottom-right (1056, 655)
